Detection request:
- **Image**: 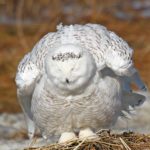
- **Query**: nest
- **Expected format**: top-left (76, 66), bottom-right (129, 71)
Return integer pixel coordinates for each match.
top-left (25, 130), bottom-right (150, 150)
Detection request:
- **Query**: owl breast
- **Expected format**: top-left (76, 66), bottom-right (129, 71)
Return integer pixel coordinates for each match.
top-left (31, 74), bottom-right (122, 137)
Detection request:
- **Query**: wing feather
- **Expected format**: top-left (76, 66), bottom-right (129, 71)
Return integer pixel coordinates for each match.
top-left (15, 52), bottom-right (40, 138)
top-left (87, 24), bottom-right (147, 91)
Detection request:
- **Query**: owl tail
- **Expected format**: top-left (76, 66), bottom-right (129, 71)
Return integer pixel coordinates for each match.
top-left (121, 91), bottom-right (146, 117)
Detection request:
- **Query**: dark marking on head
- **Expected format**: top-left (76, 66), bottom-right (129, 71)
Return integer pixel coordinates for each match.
top-left (52, 52), bottom-right (82, 62)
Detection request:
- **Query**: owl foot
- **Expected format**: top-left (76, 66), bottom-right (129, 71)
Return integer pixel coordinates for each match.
top-left (58, 132), bottom-right (77, 143)
top-left (79, 128), bottom-right (98, 140)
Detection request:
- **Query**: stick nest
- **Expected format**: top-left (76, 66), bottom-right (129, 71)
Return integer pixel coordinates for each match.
top-left (25, 130), bottom-right (150, 150)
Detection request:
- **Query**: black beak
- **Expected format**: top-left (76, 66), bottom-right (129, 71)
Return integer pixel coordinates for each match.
top-left (66, 78), bottom-right (69, 84)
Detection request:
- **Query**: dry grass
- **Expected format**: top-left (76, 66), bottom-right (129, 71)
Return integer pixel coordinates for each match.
top-left (25, 130), bottom-right (150, 150)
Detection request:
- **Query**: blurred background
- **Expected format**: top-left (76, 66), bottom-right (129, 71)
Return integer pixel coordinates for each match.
top-left (0, 0), bottom-right (150, 113)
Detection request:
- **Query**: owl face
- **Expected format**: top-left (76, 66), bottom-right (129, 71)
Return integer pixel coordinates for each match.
top-left (45, 44), bottom-right (96, 92)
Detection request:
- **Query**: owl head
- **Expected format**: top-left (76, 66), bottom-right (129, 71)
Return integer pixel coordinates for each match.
top-left (45, 44), bottom-right (97, 93)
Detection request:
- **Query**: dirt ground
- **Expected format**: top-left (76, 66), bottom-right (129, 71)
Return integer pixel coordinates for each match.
top-left (0, 1), bottom-right (150, 113)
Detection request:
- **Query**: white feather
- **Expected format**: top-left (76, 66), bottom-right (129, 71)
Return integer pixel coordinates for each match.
top-left (15, 24), bottom-right (147, 141)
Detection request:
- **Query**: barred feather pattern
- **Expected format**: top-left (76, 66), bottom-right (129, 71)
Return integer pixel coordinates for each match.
top-left (18, 24), bottom-right (133, 74)
top-left (31, 73), bottom-right (122, 137)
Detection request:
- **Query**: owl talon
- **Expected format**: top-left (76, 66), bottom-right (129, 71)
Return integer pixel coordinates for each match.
top-left (79, 128), bottom-right (98, 140)
top-left (58, 132), bottom-right (77, 143)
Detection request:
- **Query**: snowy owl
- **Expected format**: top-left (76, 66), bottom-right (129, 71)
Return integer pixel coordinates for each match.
top-left (15, 24), bottom-right (147, 143)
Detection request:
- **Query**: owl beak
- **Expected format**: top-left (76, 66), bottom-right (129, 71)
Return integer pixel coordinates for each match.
top-left (66, 78), bottom-right (70, 84)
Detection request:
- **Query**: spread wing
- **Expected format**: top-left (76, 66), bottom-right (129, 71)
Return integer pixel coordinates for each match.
top-left (106, 30), bottom-right (147, 91)
top-left (16, 52), bottom-right (40, 118)
top-left (16, 32), bottom-right (57, 117)
top-left (86, 24), bottom-right (147, 91)
top-left (15, 52), bottom-right (40, 138)
top-left (15, 32), bottom-right (56, 138)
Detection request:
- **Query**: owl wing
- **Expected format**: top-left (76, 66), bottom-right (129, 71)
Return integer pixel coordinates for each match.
top-left (15, 52), bottom-right (41, 138)
top-left (106, 31), bottom-right (147, 91)
top-left (87, 24), bottom-right (147, 91)
top-left (15, 32), bottom-right (56, 138)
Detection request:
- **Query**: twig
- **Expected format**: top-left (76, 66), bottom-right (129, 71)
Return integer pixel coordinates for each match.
top-left (73, 138), bottom-right (86, 150)
top-left (120, 137), bottom-right (131, 150)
